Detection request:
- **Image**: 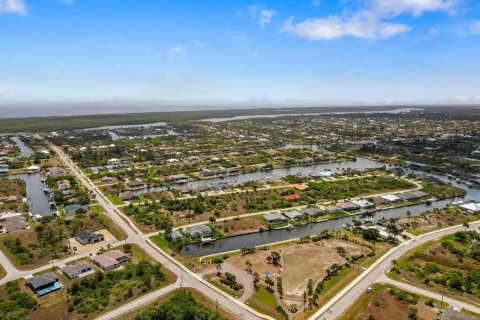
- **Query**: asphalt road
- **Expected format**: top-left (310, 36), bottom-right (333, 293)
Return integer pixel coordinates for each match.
top-left (309, 221), bottom-right (480, 320)
top-left (0, 142), bottom-right (477, 320)
top-left (47, 142), bottom-right (273, 320)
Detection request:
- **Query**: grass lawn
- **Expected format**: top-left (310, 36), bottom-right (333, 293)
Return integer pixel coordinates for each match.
top-left (150, 234), bottom-right (169, 249)
top-left (247, 286), bottom-right (281, 320)
top-left (253, 286), bottom-right (277, 309)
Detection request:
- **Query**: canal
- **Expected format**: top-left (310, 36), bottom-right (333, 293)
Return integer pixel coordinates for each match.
top-left (11, 136), bottom-right (34, 157)
top-left (4, 173), bottom-right (52, 218)
top-left (133, 157), bottom-right (383, 195)
top-left (181, 170), bottom-right (478, 256)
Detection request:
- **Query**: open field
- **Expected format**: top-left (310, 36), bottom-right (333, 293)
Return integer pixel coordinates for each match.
top-left (340, 284), bottom-right (439, 320)
top-left (392, 230), bottom-right (480, 306)
top-left (401, 207), bottom-right (480, 235)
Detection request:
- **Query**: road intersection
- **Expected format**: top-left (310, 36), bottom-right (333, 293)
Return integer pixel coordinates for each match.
top-left (0, 142), bottom-right (478, 320)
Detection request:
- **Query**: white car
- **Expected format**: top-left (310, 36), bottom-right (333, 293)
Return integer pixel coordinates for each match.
top-left (366, 287), bottom-right (373, 293)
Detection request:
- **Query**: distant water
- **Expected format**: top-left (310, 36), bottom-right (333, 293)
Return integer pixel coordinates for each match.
top-left (0, 104), bottom-right (420, 119)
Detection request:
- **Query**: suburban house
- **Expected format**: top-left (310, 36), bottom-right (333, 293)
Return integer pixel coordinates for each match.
top-left (263, 212), bottom-right (289, 224)
top-left (62, 261), bottom-right (93, 279)
top-left (75, 230), bottom-right (104, 245)
top-left (376, 194), bottom-right (402, 205)
top-left (336, 201), bottom-right (360, 212)
top-left (120, 191), bottom-right (140, 202)
top-left (349, 199), bottom-right (375, 209)
top-left (169, 230), bottom-right (184, 241)
top-left (25, 273), bottom-right (63, 296)
top-left (184, 225), bottom-right (212, 238)
top-left (93, 250), bottom-right (129, 270)
top-left (324, 205), bottom-right (342, 214)
top-left (301, 207), bottom-right (325, 217)
top-left (283, 210), bottom-right (305, 220)
top-left (397, 191), bottom-right (429, 202)
top-left (460, 203), bottom-right (480, 214)
top-left (64, 204), bottom-right (89, 214)
top-left (127, 180), bottom-right (145, 190)
top-left (0, 215), bottom-right (28, 233)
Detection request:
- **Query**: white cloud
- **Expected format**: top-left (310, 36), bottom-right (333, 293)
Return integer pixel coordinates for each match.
top-left (282, 0), bottom-right (460, 40)
top-left (0, 0), bottom-right (27, 15)
top-left (0, 84), bottom-right (13, 97)
top-left (259, 9), bottom-right (276, 27)
top-left (281, 15), bottom-right (411, 40)
top-left (369, 0), bottom-right (459, 17)
top-left (247, 4), bottom-right (276, 27)
top-left (163, 46), bottom-right (186, 61)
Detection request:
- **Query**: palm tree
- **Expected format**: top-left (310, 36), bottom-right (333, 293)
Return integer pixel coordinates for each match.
top-left (463, 221), bottom-right (470, 232)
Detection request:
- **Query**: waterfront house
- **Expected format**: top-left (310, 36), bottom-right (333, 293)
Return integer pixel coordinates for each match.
top-left (460, 203), bottom-right (480, 214)
top-left (377, 194), bottom-right (402, 205)
top-left (62, 261), bottom-right (93, 279)
top-left (64, 204), bottom-right (89, 214)
top-left (349, 199), bottom-right (375, 209)
top-left (336, 201), bottom-right (360, 212)
top-left (397, 191), bottom-right (429, 202)
top-left (169, 230), bottom-right (184, 241)
top-left (120, 191), bottom-right (139, 202)
top-left (324, 205), bottom-right (342, 214)
top-left (301, 208), bottom-right (325, 218)
top-left (263, 212), bottom-right (289, 224)
top-left (127, 180), bottom-right (145, 190)
top-left (284, 210), bottom-right (305, 220)
top-left (184, 225), bottom-right (212, 238)
top-left (0, 215), bottom-right (28, 233)
top-left (93, 250), bottom-right (129, 270)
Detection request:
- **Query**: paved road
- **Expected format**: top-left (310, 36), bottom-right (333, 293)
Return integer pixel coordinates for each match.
top-left (309, 222), bottom-right (480, 320)
top-left (46, 142), bottom-right (273, 320)
top-left (380, 276), bottom-right (480, 314)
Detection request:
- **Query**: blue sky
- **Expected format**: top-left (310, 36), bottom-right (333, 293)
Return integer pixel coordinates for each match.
top-left (0, 0), bottom-right (480, 106)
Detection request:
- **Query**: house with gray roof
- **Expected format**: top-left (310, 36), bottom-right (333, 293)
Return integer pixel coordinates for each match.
top-left (184, 225), bottom-right (212, 238)
top-left (284, 210), bottom-right (305, 220)
top-left (62, 261), bottom-right (93, 279)
top-left (263, 212), bottom-right (288, 224)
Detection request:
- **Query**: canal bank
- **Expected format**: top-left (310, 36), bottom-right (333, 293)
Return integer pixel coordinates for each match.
top-left (180, 171), bottom-right (476, 256)
top-left (4, 173), bottom-right (52, 218)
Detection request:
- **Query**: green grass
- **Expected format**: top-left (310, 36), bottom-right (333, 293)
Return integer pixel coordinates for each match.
top-left (208, 280), bottom-right (242, 299)
top-left (107, 195), bottom-right (123, 205)
top-left (340, 283), bottom-right (388, 319)
top-left (150, 234), bottom-right (169, 249)
top-left (320, 267), bottom-right (353, 295)
top-left (253, 286), bottom-right (277, 309)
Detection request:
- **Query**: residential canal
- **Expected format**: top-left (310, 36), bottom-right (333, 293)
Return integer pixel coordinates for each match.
top-left (133, 157), bottom-right (383, 195)
top-left (11, 136), bottom-right (34, 157)
top-left (3, 173), bottom-right (52, 217)
top-left (181, 171), bottom-right (478, 256)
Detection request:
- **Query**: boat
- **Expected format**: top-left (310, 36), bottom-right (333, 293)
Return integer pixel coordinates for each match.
top-left (43, 186), bottom-right (50, 194)
top-left (286, 224), bottom-right (294, 230)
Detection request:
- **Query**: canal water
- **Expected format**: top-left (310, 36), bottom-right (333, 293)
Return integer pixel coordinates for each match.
top-left (181, 170), bottom-right (479, 256)
top-left (132, 157), bottom-right (383, 195)
top-left (11, 136), bottom-right (34, 157)
top-left (3, 174), bottom-right (52, 217)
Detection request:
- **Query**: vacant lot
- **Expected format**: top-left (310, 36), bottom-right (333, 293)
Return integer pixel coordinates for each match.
top-left (394, 231), bottom-right (480, 306)
top-left (342, 285), bottom-right (437, 320)
top-left (400, 207), bottom-right (478, 235)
